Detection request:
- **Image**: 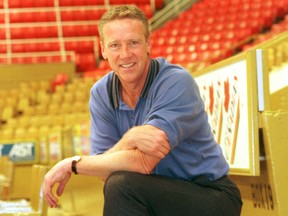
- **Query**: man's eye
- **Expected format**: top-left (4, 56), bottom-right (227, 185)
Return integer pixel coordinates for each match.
top-left (130, 41), bottom-right (140, 46)
top-left (110, 43), bottom-right (120, 50)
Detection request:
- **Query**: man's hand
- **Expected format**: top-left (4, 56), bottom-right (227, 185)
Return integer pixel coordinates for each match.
top-left (42, 125), bottom-right (171, 205)
top-left (42, 158), bottom-right (72, 208)
top-left (120, 125), bottom-right (170, 159)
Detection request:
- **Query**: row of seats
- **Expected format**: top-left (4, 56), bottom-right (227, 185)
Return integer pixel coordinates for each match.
top-left (0, 9), bottom-right (105, 23)
top-left (243, 14), bottom-right (288, 50)
top-left (0, 52), bottom-right (96, 72)
top-left (150, 0), bottom-right (288, 69)
top-left (0, 52), bottom-right (75, 63)
top-left (0, 37), bottom-right (98, 53)
top-left (0, 76), bottom-right (93, 123)
top-left (0, 163), bottom-right (48, 215)
top-left (0, 1), bottom-right (163, 72)
top-left (0, 6), bottom-right (153, 24)
top-left (0, 23), bottom-right (99, 39)
top-left (1, 0), bottom-right (287, 73)
top-left (0, 0), bottom-right (163, 9)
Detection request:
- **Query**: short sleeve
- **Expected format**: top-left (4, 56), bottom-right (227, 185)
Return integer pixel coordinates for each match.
top-left (144, 67), bottom-right (207, 149)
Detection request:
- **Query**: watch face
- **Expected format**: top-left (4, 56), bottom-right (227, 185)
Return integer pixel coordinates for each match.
top-left (73, 155), bottom-right (81, 162)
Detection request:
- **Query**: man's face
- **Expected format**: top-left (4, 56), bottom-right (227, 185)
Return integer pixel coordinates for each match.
top-left (100, 18), bottom-right (151, 85)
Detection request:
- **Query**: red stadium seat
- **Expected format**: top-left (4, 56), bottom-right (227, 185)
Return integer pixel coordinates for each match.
top-left (47, 42), bottom-right (60, 52)
top-left (0, 27), bottom-right (5, 39)
top-left (86, 9), bottom-right (106, 20)
top-left (62, 25), bottom-right (77, 37)
top-left (85, 0), bottom-right (105, 5)
top-left (275, 0), bottom-right (288, 18)
top-left (10, 27), bottom-right (26, 39)
top-left (0, 12), bottom-right (4, 23)
top-left (73, 9), bottom-right (89, 21)
top-left (0, 58), bottom-right (8, 64)
top-left (65, 40), bottom-right (94, 53)
top-left (76, 25), bottom-right (95, 37)
top-left (19, 0), bottom-right (35, 8)
top-left (63, 25), bottom-right (98, 37)
top-left (61, 10), bottom-right (75, 21)
top-left (9, 12), bottom-right (22, 23)
top-left (11, 44), bottom-right (26, 53)
top-left (150, 45), bottom-right (165, 58)
top-left (98, 60), bottom-right (110, 70)
top-left (155, 0), bottom-right (164, 9)
top-left (59, 0), bottom-right (74, 7)
top-left (34, 0), bottom-right (54, 7)
top-left (10, 26), bottom-right (58, 39)
top-left (76, 53), bottom-right (97, 72)
top-left (33, 42), bottom-right (60, 52)
top-left (36, 26), bottom-right (58, 38)
top-left (0, 44), bottom-right (6, 53)
top-left (8, 0), bottom-right (22, 8)
top-left (35, 11), bottom-right (56, 22)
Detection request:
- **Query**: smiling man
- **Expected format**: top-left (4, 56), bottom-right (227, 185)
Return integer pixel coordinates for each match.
top-left (42, 5), bottom-right (242, 216)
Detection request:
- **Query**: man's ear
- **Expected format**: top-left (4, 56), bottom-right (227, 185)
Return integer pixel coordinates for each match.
top-left (100, 41), bottom-right (107, 60)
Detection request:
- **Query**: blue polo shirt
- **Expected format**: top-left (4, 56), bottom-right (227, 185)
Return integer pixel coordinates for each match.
top-left (89, 57), bottom-right (229, 181)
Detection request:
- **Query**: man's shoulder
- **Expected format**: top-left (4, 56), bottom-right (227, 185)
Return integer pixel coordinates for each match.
top-left (156, 57), bottom-right (190, 77)
top-left (91, 72), bottom-right (113, 91)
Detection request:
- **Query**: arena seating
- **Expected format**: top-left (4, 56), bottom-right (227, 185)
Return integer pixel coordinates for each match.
top-left (1, 0), bottom-right (287, 73)
top-left (242, 14), bottom-right (288, 51)
top-left (150, 0), bottom-right (288, 71)
top-left (0, 1), bottom-right (287, 215)
top-left (0, 164), bottom-right (48, 215)
top-left (0, 0), bottom-right (164, 72)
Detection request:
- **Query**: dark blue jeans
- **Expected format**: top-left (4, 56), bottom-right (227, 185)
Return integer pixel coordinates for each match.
top-left (103, 171), bottom-right (242, 216)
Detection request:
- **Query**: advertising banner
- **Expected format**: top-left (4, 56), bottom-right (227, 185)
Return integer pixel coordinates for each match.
top-left (194, 51), bottom-right (260, 175)
top-left (0, 141), bottom-right (38, 163)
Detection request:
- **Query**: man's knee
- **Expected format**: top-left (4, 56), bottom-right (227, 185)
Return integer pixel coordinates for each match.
top-left (104, 171), bottom-right (135, 198)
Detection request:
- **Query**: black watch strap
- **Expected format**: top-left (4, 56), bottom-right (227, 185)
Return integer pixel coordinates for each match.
top-left (72, 160), bottom-right (78, 174)
top-left (71, 156), bottom-right (81, 174)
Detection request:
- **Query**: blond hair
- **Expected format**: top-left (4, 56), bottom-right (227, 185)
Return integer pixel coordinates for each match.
top-left (98, 5), bottom-right (149, 42)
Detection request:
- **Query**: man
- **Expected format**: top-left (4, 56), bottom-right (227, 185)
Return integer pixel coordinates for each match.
top-left (43, 5), bottom-right (242, 215)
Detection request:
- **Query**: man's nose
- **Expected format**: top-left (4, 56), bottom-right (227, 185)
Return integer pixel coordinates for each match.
top-left (120, 44), bottom-right (132, 58)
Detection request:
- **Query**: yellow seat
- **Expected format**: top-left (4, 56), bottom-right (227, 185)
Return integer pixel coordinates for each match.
top-left (0, 156), bottom-right (13, 200)
top-left (5, 118), bottom-right (19, 129)
top-left (14, 127), bottom-right (28, 139)
top-left (27, 126), bottom-right (39, 138)
top-left (5, 97), bottom-right (18, 108)
top-left (59, 102), bottom-right (73, 114)
top-left (38, 80), bottom-right (51, 92)
top-left (17, 97), bottom-right (31, 113)
top-left (51, 92), bottom-right (63, 104)
top-left (1, 106), bottom-right (15, 122)
top-left (36, 91), bottom-right (51, 105)
top-left (63, 92), bottom-right (74, 103)
top-left (34, 104), bottom-right (48, 115)
top-left (22, 106), bottom-right (36, 117)
top-left (18, 116), bottom-right (31, 128)
top-left (48, 103), bottom-right (60, 115)
top-left (0, 165), bottom-right (48, 216)
top-left (1, 128), bottom-right (14, 140)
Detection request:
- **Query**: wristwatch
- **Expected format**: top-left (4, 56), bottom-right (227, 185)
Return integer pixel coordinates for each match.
top-left (71, 156), bottom-right (82, 174)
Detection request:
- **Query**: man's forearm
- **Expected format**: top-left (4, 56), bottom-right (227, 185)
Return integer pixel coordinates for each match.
top-left (103, 125), bottom-right (170, 159)
top-left (76, 149), bottom-right (158, 178)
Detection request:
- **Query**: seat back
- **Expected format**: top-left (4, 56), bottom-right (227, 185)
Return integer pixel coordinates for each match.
top-left (30, 165), bottom-right (48, 215)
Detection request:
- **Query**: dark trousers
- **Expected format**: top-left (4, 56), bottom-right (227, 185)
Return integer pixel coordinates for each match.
top-left (103, 171), bottom-right (242, 216)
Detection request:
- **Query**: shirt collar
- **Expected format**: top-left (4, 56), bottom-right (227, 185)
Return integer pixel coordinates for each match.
top-left (109, 58), bottom-right (160, 110)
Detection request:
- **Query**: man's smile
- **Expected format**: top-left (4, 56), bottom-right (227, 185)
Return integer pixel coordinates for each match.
top-left (121, 62), bottom-right (136, 68)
